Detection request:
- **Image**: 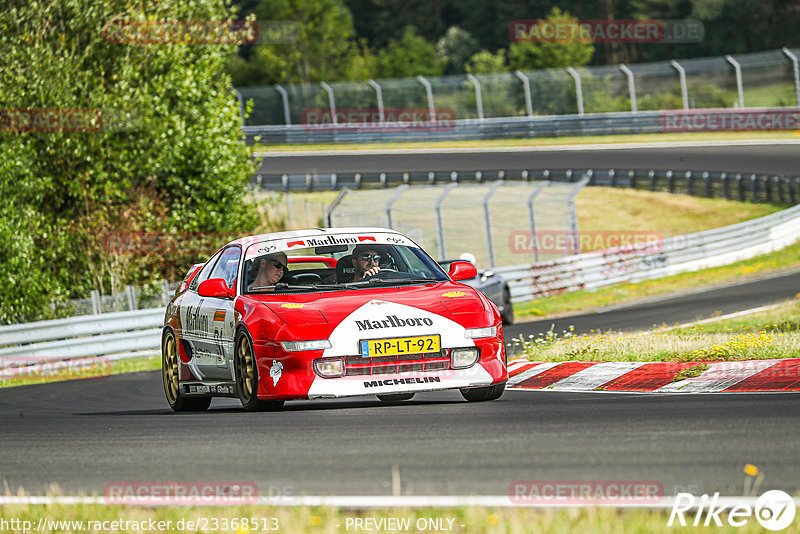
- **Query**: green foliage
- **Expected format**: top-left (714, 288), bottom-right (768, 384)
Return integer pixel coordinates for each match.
top-left (465, 50), bottom-right (507, 75)
top-left (436, 26), bottom-right (479, 74)
top-left (376, 26), bottom-right (444, 78)
top-left (0, 0), bottom-right (258, 324)
top-left (508, 8), bottom-right (594, 71)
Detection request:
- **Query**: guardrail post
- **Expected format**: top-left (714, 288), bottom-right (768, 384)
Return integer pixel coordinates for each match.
top-left (737, 173), bottom-right (744, 201)
top-left (526, 181), bottom-right (549, 262)
top-left (355, 173), bottom-right (362, 189)
top-left (667, 170), bottom-right (674, 193)
top-left (703, 171), bottom-right (710, 197)
top-left (281, 174), bottom-right (288, 192)
top-left (782, 48), bottom-right (800, 107)
top-left (274, 85), bottom-right (291, 125)
top-left (161, 280), bottom-right (171, 306)
top-left (367, 79), bottom-right (385, 124)
top-left (725, 55), bottom-right (745, 108)
top-left (434, 183), bottom-right (457, 260)
top-left (428, 171), bottom-right (435, 185)
top-left (566, 67), bottom-right (584, 116)
top-left (685, 171), bottom-right (692, 195)
top-left (475, 170), bottom-right (482, 183)
top-left (629, 169), bottom-right (637, 189)
top-left (233, 89), bottom-right (246, 121)
top-left (126, 285), bottom-right (137, 311)
top-left (385, 184), bottom-right (408, 229)
top-left (320, 82), bottom-right (337, 124)
top-left (466, 74), bottom-right (484, 121)
top-left (609, 169), bottom-right (616, 187)
top-left (670, 60), bottom-right (689, 109)
top-left (750, 174), bottom-right (758, 201)
top-left (91, 290), bottom-right (101, 315)
top-left (482, 181), bottom-right (504, 267)
top-left (514, 70), bottom-right (533, 117)
top-left (619, 64), bottom-right (637, 112)
top-left (416, 76), bottom-right (436, 121)
top-left (721, 172), bottom-right (729, 199)
top-left (649, 170), bottom-right (656, 191)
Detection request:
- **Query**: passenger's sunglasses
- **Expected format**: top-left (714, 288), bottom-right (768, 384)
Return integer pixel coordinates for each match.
top-left (358, 254), bottom-right (381, 263)
top-left (269, 259), bottom-right (288, 271)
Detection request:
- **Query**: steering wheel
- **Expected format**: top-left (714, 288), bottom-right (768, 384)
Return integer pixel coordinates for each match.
top-left (291, 273), bottom-right (322, 284)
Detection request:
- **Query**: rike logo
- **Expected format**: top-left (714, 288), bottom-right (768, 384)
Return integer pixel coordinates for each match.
top-left (668, 491), bottom-right (796, 530)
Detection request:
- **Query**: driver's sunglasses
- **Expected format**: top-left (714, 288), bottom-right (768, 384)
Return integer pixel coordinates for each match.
top-left (270, 259), bottom-right (288, 271)
top-left (359, 254), bottom-right (381, 263)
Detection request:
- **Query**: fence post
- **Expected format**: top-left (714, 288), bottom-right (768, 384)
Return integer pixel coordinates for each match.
top-left (434, 183), bottom-right (457, 260)
top-left (566, 67), bottom-right (584, 116)
top-left (367, 79), bottom-right (385, 123)
top-left (567, 178), bottom-right (590, 255)
top-left (466, 74), bottom-right (484, 121)
top-left (325, 188), bottom-right (350, 227)
top-left (416, 76), bottom-right (436, 121)
top-left (233, 89), bottom-right (245, 121)
top-left (482, 181), bottom-right (504, 267)
top-left (526, 181), bottom-right (549, 262)
top-left (619, 64), bottom-right (637, 112)
top-left (320, 82), bottom-right (337, 124)
top-left (514, 70), bottom-right (533, 117)
top-left (670, 60), bottom-right (689, 109)
top-left (782, 48), bottom-right (800, 107)
top-left (385, 184), bottom-right (408, 229)
top-left (725, 55), bottom-right (745, 108)
top-left (274, 85), bottom-right (291, 125)
top-left (286, 193), bottom-right (294, 227)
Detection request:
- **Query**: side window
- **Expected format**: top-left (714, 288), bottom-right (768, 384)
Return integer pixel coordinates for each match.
top-left (208, 246), bottom-right (241, 288)
top-left (188, 250), bottom-right (224, 292)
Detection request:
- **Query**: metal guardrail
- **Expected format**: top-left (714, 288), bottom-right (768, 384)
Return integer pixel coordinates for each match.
top-left (254, 167), bottom-right (800, 205)
top-left (0, 308), bottom-right (163, 370)
top-left (496, 202), bottom-right (800, 303)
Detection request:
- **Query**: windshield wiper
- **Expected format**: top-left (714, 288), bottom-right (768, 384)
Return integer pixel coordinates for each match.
top-left (250, 283), bottom-right (354, 292)
top-left (347, 278), bottom-right (435, 286)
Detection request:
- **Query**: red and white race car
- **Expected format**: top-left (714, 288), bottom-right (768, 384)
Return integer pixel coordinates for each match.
top-left (162, 228), bottom-right (507, 411)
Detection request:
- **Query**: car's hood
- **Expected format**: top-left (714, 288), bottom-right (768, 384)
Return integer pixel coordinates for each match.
top-left (254, 282), bottom-right (491, 330)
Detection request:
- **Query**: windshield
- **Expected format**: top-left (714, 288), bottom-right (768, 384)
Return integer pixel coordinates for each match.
top-left (242, 236), bottom-right (448, 294)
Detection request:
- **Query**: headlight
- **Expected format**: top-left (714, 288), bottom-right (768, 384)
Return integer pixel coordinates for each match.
top-left (464, 326), bottom-right (497, 339)
top-left (313, 357), bottom-right (345, 378)
top-left (280, 340), bottom-right (332, 352)
top-left (450, 347), bottom-right (480, 369)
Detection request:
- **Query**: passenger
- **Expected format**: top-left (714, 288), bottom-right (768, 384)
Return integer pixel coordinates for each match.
top-left (248, 251), bottom-right (289, 290)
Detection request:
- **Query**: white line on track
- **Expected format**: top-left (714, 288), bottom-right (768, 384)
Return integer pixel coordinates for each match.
top-left (255, 138), bottom-right (800, 158)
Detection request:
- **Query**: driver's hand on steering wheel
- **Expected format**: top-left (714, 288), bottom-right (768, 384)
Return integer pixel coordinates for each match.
top-left (364, 265), bottom-right (381, 277)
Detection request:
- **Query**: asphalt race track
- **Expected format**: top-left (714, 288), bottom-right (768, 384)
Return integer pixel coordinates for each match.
top-left (1, 271), bottom-right (798, 498)
top-left (256, 141), bottom-right (800, 176)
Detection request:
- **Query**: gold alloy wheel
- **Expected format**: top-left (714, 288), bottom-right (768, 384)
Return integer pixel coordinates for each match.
top-left (162, 333), bottom-right (180, 405)
top-left (236, 335), bottom-right (255, 402)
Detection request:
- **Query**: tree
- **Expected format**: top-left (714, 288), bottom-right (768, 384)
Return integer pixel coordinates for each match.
top-left (377, 26), bottom-right (444, 78)
top-left (508, 7), bottom-right (594, 71)
top-left (465, 50), bottom-right (507, 74)
top-left (0, 0), bottom-right (258, 323)
top-left (437, 26), bottom-right (480, 74)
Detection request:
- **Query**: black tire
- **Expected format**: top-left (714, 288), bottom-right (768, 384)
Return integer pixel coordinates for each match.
top-left (162, 330), bottom-right (211, 412)
top-left (460, 383), bottom-right (506, 402)
top-left (235, 330), bottom-right (284, 412)
top-left (377, 393), bottom-right (415, 403)
top-left (500, 286), bottom-right (514, 325)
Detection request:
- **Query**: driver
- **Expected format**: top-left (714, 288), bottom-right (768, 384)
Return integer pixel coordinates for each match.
top-left (351, 244), bottom-right (385, 281)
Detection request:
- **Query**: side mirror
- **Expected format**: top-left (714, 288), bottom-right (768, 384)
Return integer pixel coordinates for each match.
top-left (448, 260), bottom-right (478, 282)
top-left (198, 278), bottom-right (234, 299)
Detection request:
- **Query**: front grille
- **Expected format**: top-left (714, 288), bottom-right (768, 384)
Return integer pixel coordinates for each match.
top-left (344, 350), bottom-right (449, 376)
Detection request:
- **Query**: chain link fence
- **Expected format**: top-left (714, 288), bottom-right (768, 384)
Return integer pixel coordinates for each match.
top-left (237, 48), bottom-right (800, 128)
top-left (327, 181), bottom-right (586, 268)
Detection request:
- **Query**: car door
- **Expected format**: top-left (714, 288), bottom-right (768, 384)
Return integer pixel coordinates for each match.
top-left (193, 245), bottom-right (241, 381)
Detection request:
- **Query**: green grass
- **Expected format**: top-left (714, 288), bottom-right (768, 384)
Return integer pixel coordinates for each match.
top-left (0, 501), bottom-right (790, 533)
top-left (514, 299), bottom-right (800, 364)
top-left (0, 354), bottom-right (160, 389)
top-left (252, 129), bottom-right (800, 152)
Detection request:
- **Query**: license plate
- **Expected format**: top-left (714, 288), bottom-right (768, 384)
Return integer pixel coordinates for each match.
top-left (360, 335), bottom-right (441, 358)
